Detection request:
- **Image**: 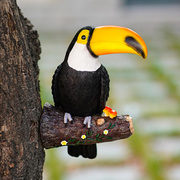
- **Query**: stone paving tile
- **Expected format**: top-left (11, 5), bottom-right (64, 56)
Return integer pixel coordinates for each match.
top-left (166, 165), bottom-right (180, 180)
top-left (151, 137), bottom-right (180, 156)
top-left (64, 165), bottom-right (142, 180)
top-left (59, 141), bottom-right (130, 163)
top-left (139, 116), bottom-right (180, 133)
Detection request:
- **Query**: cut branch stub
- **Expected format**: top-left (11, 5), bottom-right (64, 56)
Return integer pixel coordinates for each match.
top-left (40, 103), bottom-right (134, 149)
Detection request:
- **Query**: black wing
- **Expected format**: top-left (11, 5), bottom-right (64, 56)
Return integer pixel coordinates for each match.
top-left (52, 64), bottom-right (62, 107)
top-left (99, 65), bottom-right (110, 113)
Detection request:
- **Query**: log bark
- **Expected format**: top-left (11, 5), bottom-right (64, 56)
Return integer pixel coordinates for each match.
top-left (40, 103), bottom-right (134, 149)
top-left (0, 1), bottom-right (44, 179)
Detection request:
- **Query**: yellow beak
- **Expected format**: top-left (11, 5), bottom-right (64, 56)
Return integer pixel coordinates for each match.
top-left (90, 26), bottom-right (148, 59)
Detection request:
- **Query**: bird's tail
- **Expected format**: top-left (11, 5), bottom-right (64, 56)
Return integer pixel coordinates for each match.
top-left (68, 144), bottom-right (97, 159)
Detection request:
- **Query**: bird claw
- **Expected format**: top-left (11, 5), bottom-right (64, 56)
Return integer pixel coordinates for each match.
top-left (64, 113), bottom-right (91, 128)
top-left (64, 112), bottom-right (73, 125)
top-left (83, 116), bottom-right (92, 129)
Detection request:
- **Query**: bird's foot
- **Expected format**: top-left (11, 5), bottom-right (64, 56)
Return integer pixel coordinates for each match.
top-left (64, 112), bottom-right (73, 126)
top-left (83, 116), bottom-right (92, 129)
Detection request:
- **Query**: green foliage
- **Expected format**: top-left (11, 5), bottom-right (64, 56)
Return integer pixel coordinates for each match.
top-left (44, 149), bottom-right (65, 180)
top-left (129, 129), bottom-right (165, 180)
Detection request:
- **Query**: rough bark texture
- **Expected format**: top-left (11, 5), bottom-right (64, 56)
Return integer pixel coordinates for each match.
top-left (40, 103), bottom-right (134, 149)
top-left (0, 1), bottom-right (45, 179)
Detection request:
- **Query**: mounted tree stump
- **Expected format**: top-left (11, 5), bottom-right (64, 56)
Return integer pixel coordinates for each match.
top-left (40, 103), bottom-right (134, 149)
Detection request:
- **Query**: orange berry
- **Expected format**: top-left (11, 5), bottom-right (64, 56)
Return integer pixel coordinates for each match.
top-left (109, 109), bottom-right (117, 119)
top-left (103, 106), bottom-right (112, 116)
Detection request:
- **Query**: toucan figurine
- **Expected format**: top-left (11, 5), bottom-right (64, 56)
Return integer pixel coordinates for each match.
top-left (52, 25), bottom-right (148, 159)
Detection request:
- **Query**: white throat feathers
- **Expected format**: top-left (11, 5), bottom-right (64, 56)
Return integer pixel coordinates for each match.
top-left (67, 43), bottom-right (101, 71)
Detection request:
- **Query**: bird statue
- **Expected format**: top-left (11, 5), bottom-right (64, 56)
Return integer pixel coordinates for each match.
top-left (52, 25), bottom-right (147, 159)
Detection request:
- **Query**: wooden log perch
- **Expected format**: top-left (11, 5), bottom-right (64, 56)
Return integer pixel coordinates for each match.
top-left (40, 103), bottom-right (134, 149)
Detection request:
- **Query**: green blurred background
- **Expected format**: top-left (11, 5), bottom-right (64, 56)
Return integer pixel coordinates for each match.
top-left (17, 0), bottom-right (180, 179)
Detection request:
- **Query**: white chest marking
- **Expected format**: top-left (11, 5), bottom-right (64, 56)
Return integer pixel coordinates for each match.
top-left (67, 43), bottom-right (101, 71)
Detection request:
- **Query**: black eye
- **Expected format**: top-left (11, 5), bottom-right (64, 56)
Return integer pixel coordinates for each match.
top-left (81, 35), bottom-right (86, 40)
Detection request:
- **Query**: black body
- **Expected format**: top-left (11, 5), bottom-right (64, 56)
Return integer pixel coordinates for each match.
top-left (52, 26), bottom-right (110, 159)
top-left (52, 63), bottom-right (109, 116)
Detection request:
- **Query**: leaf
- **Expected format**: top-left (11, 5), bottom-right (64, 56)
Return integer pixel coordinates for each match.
top-left (96, 133), bottom-right (100, 138)
top-left (110, 124), bottom-right (115, 129)
top-left (75, 141), bottom-right (81, 145)
top-left (86, 141), bottom-right (92, 144)
top-left (108, 123), bottom-right (112, 129)
top-left (89, 131), bottom-right (93, 136)
top-left (86, 131), bottom-right (93, 137)
top-left (87, 138), bottom-right (94, 141)
top-left (106, 136), bottom-right (112, 139)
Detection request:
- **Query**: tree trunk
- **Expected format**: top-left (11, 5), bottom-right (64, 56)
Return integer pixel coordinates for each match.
top-left (0, 1), bottom-right (45, 179)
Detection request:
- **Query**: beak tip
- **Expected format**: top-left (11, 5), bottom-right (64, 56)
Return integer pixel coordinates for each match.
top-left (125, 36), bottom-right (147, 60)
top-left (142, 53), bottom-right (147, 59)
top-left (143, 50), bottom-right (148, 59)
